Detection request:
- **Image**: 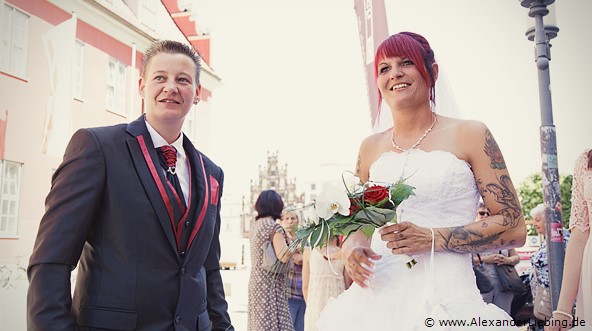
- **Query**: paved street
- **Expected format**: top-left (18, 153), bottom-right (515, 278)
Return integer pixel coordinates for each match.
top-left (221, 267), bottom-right (249, 330)
top-left (219, 266), bottom-right (535, 331)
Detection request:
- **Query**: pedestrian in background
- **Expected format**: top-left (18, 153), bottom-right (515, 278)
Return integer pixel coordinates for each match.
top-left (529, 203), bottom-right (570, 323)
top-left (280, 206), bottom-right (306, 331)
top-left (547, 149), bottom-right (591, 331)
top-left (474, 202), bottom-right (521, 315)
top-left (247, 190), bottom-right (295, 331)
top-left (302, 236), bottom-right (347, 331)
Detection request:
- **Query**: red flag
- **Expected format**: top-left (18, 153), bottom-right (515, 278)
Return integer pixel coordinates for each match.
top-left (354, 0), bottom-right (389, 129)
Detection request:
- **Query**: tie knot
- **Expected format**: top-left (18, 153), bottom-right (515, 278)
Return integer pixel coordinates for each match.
top-left (158, 145), bottom-right (177, 168)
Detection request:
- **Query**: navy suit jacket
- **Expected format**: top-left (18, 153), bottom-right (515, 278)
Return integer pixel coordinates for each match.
top-left (27, 116), bottom-right (233, 331)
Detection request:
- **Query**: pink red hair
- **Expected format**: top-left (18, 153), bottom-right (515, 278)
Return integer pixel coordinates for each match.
top-left (374, 32), bottom-right (437, 109)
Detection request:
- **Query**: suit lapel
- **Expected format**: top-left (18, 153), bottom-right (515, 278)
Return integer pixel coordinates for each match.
top-left (183, 137), bottom-right (210, 253)
top-left (126, 117), bottom-right (180, 256)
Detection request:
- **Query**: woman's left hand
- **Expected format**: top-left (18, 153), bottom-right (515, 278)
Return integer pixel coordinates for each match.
top-left (379, 221), bottom-right (433, 255)
top-left (492, 254), bottom-right (510, 265)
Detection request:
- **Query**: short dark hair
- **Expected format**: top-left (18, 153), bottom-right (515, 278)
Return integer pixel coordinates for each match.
top-left (141, 40), bottom-right (201, 83)
top-left (255, 190), bottom-right (284, 220)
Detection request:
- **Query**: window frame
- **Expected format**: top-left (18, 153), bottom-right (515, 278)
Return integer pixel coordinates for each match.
top-left (106, 57), bottom-right (127, 117)
top-left (0, 3), bottom-right (30, 78)
top-left (0, 160), bottom-right (23, 238)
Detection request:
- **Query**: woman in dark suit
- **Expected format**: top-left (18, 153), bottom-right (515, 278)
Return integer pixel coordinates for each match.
top-left (27, 40), bottom-right (233, 331)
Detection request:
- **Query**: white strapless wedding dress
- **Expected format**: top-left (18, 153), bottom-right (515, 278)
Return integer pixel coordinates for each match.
top-left (316, 150), bottom-right (518, 330)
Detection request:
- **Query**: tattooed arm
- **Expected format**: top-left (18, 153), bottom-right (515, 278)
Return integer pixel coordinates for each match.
top-left (436, 121), bottom-right (526, 253)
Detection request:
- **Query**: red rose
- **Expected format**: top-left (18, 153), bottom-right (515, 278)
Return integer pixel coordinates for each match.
top-left (362, 186), bottom-right (389, 205)
top-left (349, 197), bottom-right (362, 214)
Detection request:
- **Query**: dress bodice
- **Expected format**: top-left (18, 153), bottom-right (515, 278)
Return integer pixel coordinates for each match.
top-left (369, 149), bottom-right (480, 229)
top-left (367, 149), bottom-right (481, 291)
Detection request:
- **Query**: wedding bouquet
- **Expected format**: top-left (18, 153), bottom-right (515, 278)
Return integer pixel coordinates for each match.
top-left (296, 174), bottom-right (417, 268)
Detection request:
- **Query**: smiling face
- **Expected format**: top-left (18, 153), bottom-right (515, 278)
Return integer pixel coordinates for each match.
top-left (140, 52), bottom-right (201, 128)
top-left (373, 32), bottom-right (437, 111)
top-left (376, 56), bottom-right (436, 109)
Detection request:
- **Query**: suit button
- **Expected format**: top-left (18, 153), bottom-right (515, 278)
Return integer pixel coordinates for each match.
top-left (175, 315), bottom-right (180, 324)
top-left (180, 251), bottom-right (185, 256)
top-left (185, 221), bottom-right (190, 227)
top-left (181, 267), bottom-right (186, 274)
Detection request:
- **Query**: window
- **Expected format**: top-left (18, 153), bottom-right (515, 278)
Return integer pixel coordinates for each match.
top-left (72, 41), bottom-right (84, 100)
top-left (106, 58), bottom-right (127, 116)
top-left (0, 4), bottom-right (29, 77)
top-left (0, 161), bottom-right (22, 237)
top-left (141, 0), bottom-right (157, 30)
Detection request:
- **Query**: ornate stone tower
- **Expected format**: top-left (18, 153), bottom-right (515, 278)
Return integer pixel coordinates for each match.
top-left (240, 151), bottom-right (305, 238)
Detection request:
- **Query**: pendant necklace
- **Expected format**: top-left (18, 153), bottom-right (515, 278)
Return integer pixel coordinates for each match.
top-left (391, 112), bottom-right (437, 153)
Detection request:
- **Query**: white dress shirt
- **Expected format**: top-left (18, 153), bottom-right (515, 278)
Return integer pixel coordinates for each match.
top-left (145, 121), bottom-right (189, 206)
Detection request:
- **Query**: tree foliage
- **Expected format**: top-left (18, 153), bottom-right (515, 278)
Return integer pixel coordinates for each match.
top-left (517, 172), bottom-right (573, 233)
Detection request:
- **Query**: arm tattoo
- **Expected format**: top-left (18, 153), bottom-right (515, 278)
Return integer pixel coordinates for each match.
top-left (355, 154), bottom-right (361, 176)
top-left (441, 226), bottom-right (504, 253)
top-left (484, 175), bottom-right (522, 228)
top-left (484, 129), bottom-right (506, 170)
top-left (443, 174), bottom-right (522, 253)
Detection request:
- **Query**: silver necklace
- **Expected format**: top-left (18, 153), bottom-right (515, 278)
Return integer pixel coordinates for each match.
top-left (391, 113), bottom-right (437, 152)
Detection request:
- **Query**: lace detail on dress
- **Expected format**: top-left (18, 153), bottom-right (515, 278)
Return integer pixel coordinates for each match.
top-left (569, 149), bottom-right (591, 233)
top-left (370, 149), bottom-right (480, 229)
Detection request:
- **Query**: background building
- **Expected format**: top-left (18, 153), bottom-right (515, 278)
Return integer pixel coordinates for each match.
top-left (240, 151), bottom-right (306, 238)
top-left (0, 0), bottom-right (220, 329)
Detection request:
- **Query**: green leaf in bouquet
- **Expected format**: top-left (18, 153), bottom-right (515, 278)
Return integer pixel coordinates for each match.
top-left (390, 182), bottom-right (416, 205)
top-left (360, 224), bottom-right (376, 239)
top-left (333, 223), bottom-right (363, 238)
top-left (330, 214), bottom-right (354, 226)
top-left (353, 206), bottom-right (397, 227)
top-left (309, 220), bottom-right (330, 249)
top-left (296, 226), bottom-right (315, 241)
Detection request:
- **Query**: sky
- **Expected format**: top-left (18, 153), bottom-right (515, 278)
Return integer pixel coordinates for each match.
top-left (191, 0), bottom-right (592, 206)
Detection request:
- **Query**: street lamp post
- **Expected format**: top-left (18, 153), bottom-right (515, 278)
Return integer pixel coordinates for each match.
top-left (519, 0), bottom-right (565, 310)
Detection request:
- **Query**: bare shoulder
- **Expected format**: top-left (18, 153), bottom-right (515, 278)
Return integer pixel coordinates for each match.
top-left (360, 131), bottom-right (387, 148)
top-left (446, 117), bottom-right (488, 136)
top-left (430, 116), bottom-right (491, 162)
top-left (357, 130), bottom-right (391, 180)
top-left (432, 116), bottom-right (486, 133)
top-left (359, 130), bottom-right (390, 159)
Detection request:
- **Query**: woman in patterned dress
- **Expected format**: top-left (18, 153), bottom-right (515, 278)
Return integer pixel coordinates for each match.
top-left (547, 149), bottom-right (592, 330)
top-left (529, 203), bottom-right (570, 321)
top-left (247, 190), bottom-right (295, 331)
